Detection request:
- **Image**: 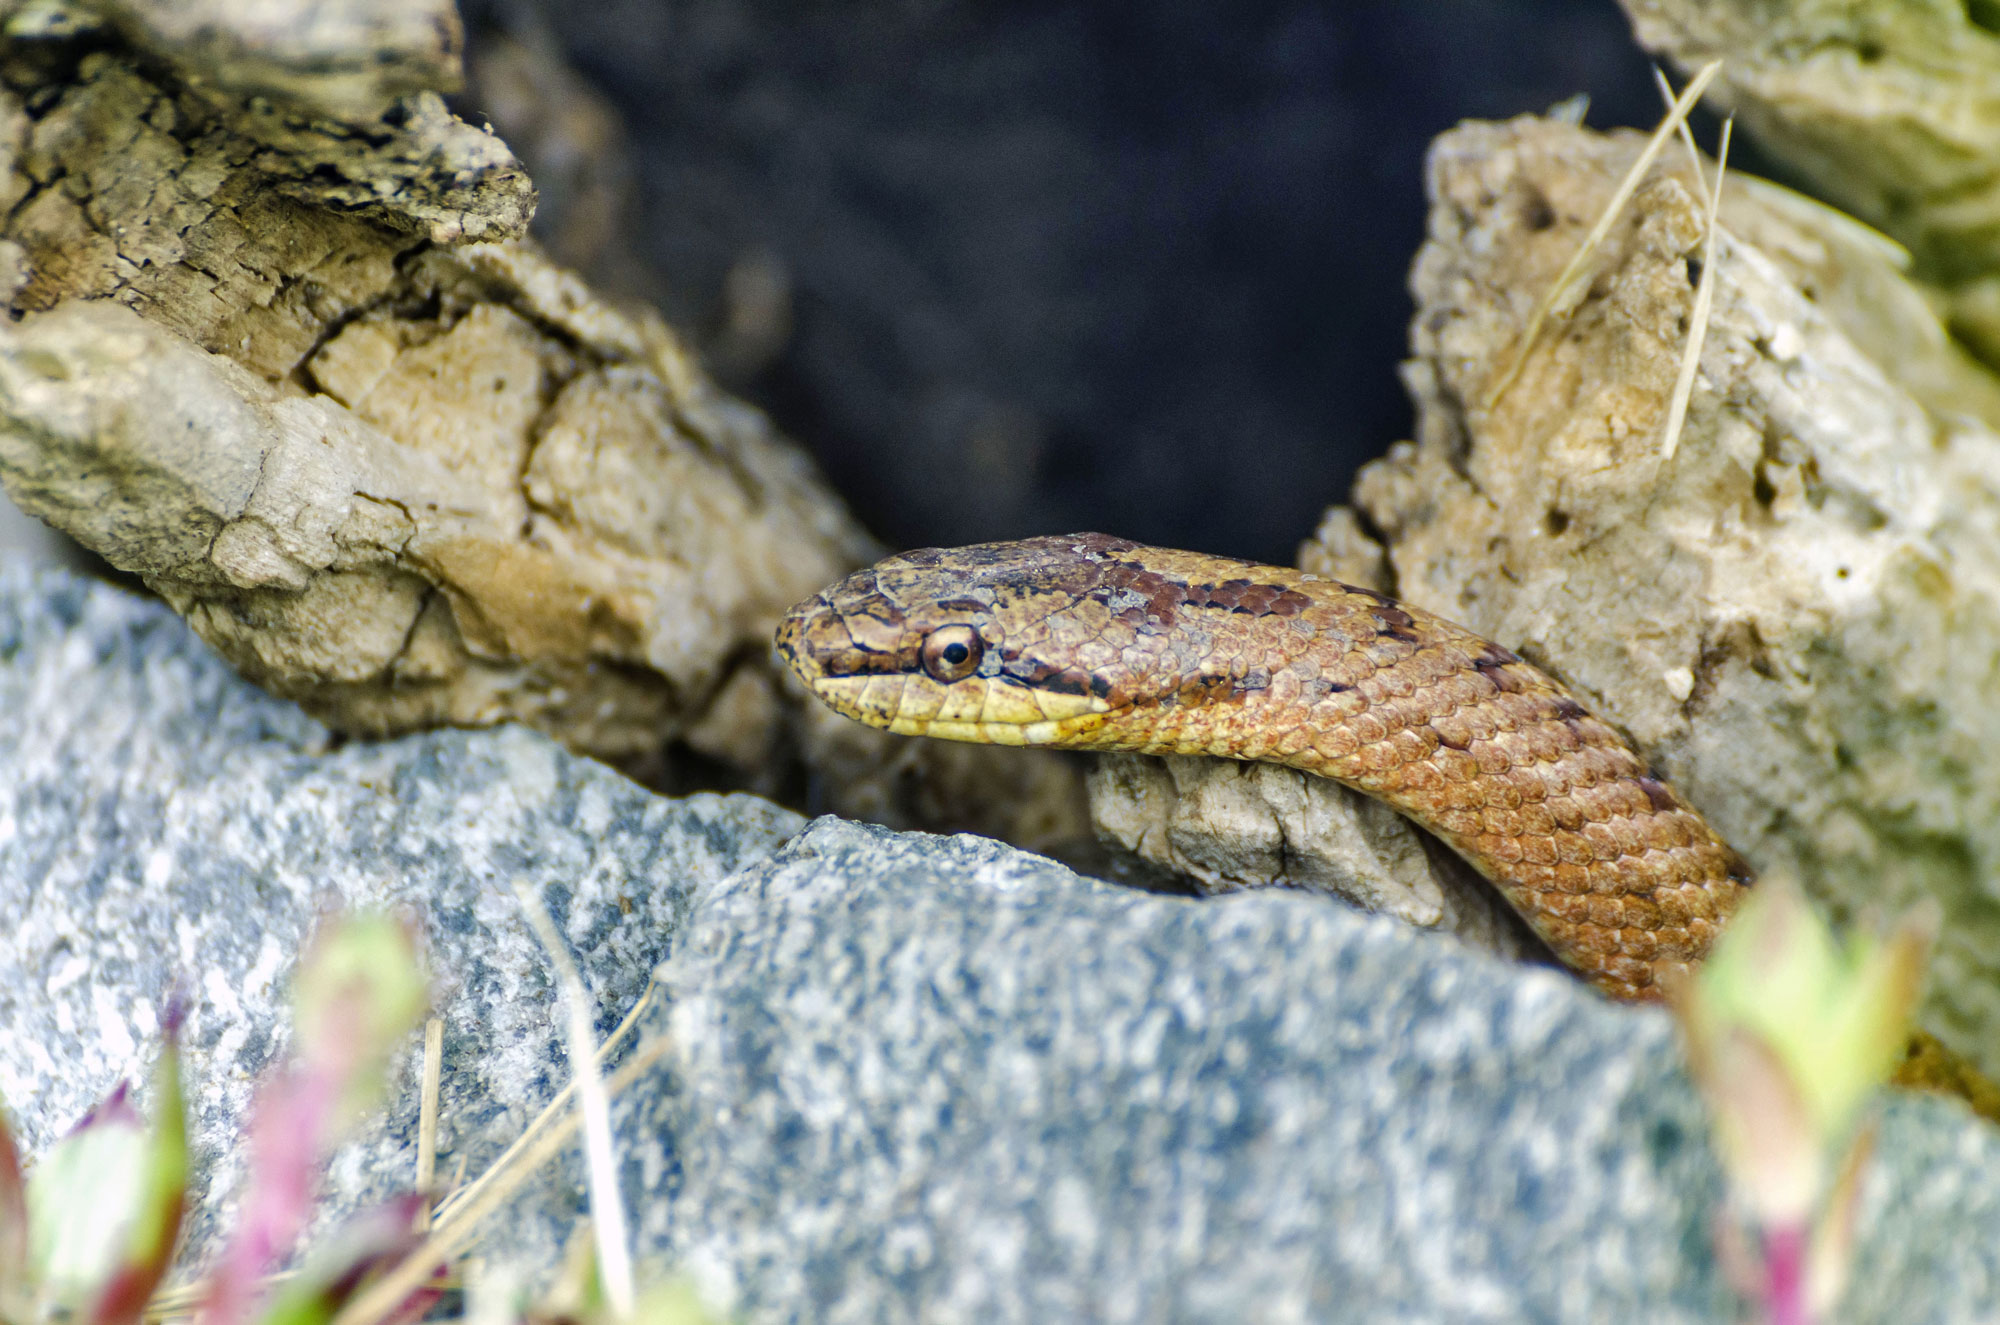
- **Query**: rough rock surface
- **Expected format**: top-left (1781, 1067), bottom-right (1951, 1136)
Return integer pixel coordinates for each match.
top-left (0, 0), bottom-right (1087, 845)
top-left (1293, 116), bottom-right (2000, 1072)
top-left (0, 290), bottom-right (868, 769)
top-left (0, 0), bottom-right (864, 769)
top-left (637, 816), bottom-right (2000, 1325)
top-left (1620, 0), bottom-right (2000, 281)
top-left (88, 0), bottom-right (469, 122)
top-left (1085, 752), bottom-right (1538, 963)
top-left (1619, 0), bottom-right (2000, 386)
top-left (0, 563), bottom-right (806, 1261)
top-left (11, 567), bottom-right (2000, 1323)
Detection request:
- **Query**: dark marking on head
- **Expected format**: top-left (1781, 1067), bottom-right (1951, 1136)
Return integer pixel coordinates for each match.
top-left (1002, 654), bottom-right (1060, 684)
top-left (1035, 668), bottom-right (1096, 698)
top-left (1069, 532), bottom-right (1141, 559)
top-left (1372, 604), bottom-right (1421, 644)
top-left (1175, 674), bottom-right (1241, 707)
top-left (1176, 576), bottom-right (1310, 619)
top-left (1088, 673), bottom-right (1114, 700)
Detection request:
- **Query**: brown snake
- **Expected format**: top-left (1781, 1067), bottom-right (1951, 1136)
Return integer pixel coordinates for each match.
top-left (775, 532), bottom-right (1753, 1000)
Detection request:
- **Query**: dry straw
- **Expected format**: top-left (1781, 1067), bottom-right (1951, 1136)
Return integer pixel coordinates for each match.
top-left (1482, 59), bottom-right (1723, 411)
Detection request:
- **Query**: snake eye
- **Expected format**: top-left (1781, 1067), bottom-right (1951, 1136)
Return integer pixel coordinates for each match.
top-left (920, 625), bottom-right (984, 683)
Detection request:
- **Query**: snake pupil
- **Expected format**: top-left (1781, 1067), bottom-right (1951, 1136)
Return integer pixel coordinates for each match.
top-left (942, 643), bottom-right (969, 665)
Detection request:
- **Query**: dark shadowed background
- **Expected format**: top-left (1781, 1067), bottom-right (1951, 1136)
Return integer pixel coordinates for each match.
top-left (456, 0), bottom-right (1729, 566)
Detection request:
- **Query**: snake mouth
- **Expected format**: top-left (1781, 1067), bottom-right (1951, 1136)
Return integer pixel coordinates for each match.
top-left (801, 673), bottom-right (1114, 747)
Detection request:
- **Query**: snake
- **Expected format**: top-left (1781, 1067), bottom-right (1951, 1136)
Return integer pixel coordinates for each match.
top-left (774, 532), bottom-right (1753, 1001)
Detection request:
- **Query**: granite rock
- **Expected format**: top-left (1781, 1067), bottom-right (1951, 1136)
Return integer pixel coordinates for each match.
top-left (625, 815), bottom-right (2000, 1324)
top-left (0, 564), bottom-right (804, 1266)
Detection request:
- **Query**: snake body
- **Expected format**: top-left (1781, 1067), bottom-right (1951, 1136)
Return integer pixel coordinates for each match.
top-left (775, 532), bottom-right (1752, 1000)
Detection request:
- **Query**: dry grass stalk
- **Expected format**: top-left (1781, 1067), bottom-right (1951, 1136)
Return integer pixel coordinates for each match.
top-left (416, 1017), bottom-right (446, 1231)
top-left (144, 981), bottom-right (665, 1325)
top-left (509, 882), bottom-right (636, 1316)
top-left (1482, 58), bottom-right (1722, 410)
top-left (325, 1038), bottom-right (673, 1325)
top-left (1660, 117), bottom-right (1733, 463)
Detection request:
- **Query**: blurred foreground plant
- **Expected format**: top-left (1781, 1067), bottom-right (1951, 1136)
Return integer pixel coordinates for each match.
top-left (0, 912), bottom-right (438, 1325)
top-left (1669, 876), bottom-right (1936, 1325)
top-left (199, 912), bottom-right (434, 1325)
top-left (0, 909), bottom-right (711, 1325)
top-left (1, 1005), bottom-right (187, 1325)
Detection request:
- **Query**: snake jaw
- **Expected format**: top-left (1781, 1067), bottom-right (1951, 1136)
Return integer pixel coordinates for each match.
top-left (799, 672), bottom-right (1114, 745)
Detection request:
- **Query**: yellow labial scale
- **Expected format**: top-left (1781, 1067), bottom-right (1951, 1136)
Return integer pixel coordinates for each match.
top-left (860, 673), bottom-right (908, 721)
top-left (977, 682), bottom-right (1044, 727)
top-left (891, 679), bottom-right (944, 724)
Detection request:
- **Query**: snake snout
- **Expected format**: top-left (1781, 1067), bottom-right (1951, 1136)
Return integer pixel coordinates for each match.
top-left (772, 595), bottom-right (825, 682)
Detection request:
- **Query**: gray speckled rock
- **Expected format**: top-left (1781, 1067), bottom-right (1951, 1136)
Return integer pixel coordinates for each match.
top-left (6, 565), bottom-right (2000, 1322)
top-left (622, 818), bottom-right (2000, 1324)
top-left (627, 819), bottom-right (1731, 1323)
top-left (0, 564), bottom-right (802, 1263)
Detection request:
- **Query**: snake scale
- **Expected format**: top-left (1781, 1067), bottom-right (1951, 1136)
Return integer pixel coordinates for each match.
top-left (776, 532), bottom-right (1752, 1000)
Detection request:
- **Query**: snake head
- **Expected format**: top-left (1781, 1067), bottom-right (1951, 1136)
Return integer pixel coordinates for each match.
top-left (775, 535), bottom-right (1135, 746)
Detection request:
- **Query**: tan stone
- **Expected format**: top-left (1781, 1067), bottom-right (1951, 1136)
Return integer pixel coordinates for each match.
top-left (1298, 116), bottom-right (2000, 1067)
top-left (1087, 753), bottom-right (1539, 962)
top-left (1621, 0), bottom-right (2000, 280)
